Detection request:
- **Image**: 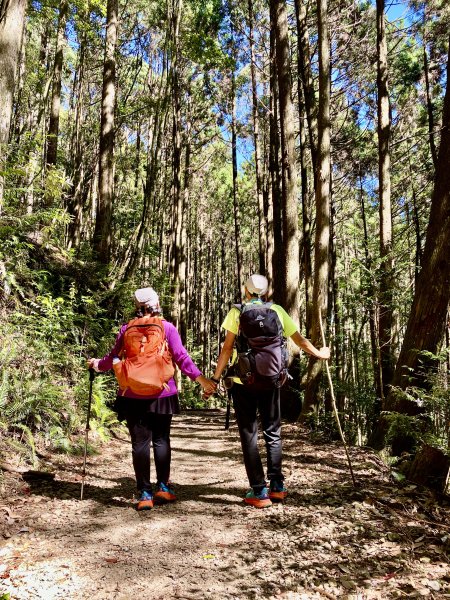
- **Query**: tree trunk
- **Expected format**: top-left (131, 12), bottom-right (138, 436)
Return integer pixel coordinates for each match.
top-left (377, 0), bottom-right (394, 398)
top-left (301, 0), bottom-right (331, 417)
top-left (45, 0), bottom-right (68, 171)
top-left (294, 0), bottom-right (318, 178)
top-left (268, 1), bottom-right (283, 297)
top-left (93, 0), bottom-right (118, 264)
top-left (272, 0), bottom-right (300, 323)
top-left (170, 0), bottom-right (183, 327)
top-left (67, 34), bottom-right (87, 249)
top-left (390, 38), bottom-right (450, 393)
top-left (359, 172), bottom-right (382, 402)
top-left (408, 444), bottom-right (450, 493)
top-left (0, 0), bottom-right (27, 212)
top-left (231, 66), bottom-right (243, 300)
top-left (371, 39), bottom-right (450, 449)
top-left (423, 43), bottom-right (438, 169)
top-left (296, 16), bottom-right (313, 339)
top-left (247, 0), bottom-right (265, 275)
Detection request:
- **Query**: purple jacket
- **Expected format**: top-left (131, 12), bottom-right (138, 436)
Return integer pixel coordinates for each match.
top-left (97, 320), bottom-right (202, 399)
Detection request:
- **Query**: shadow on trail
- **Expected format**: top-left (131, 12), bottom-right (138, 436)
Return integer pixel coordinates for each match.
top-left (22, 473), bottom-right (136, 507)
top-left (21, 471), bottom-right (246, 509)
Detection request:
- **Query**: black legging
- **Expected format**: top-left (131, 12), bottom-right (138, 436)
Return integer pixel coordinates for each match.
top-left (231, 384), bottom-right (283, 492)
top-left (126, 412), bottom-right (173, 493)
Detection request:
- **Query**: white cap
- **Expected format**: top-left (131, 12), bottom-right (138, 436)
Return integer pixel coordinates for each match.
top-left (245, 274), bottom-right (268, 296)
top-left (134, 287), bottom-right (160, 311)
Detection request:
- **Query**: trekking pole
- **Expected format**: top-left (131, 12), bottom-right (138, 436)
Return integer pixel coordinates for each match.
top-left (80, 368), bottom-right (95, 500)
top-left (319, 314), bottom-right (357, 488)
top-left (224, 390), bottom-right (231, 430)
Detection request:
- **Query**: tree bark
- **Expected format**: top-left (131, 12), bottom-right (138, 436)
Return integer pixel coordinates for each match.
top-left (423, 43), bottom-right (438, 169)
top-left (45, 0), bottom-right (68, 171)
top-left (268, 0), bottom-right (283, 297)
top-left (0, 0), bottom-right (27, 212)
top-left (301, 0), bottom-right (331, 417)
top-left (248, 0), bottom-right (266, 275)
top-left (231, 65), bottom-right (243, 300)
top-left (272, 0), bottom-right (300, 323)
top-left (294, 0), bottom-right (318, 177)
top-left (390, 38), bottom-right (450, 393)
top-left (370, 39), bottom-right (450, 449)
top-left (377, 0), bottom-right (394, 398)
top-left (93, 0), bottom-right (118, 264)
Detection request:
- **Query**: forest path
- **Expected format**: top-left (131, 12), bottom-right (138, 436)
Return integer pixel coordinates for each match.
top-left (0, 411), bottom-right (449, 600)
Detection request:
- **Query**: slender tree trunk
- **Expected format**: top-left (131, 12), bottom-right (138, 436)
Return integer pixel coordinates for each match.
top-left (294, 0), bottom-right (318, 178)
top-left (248, 0), bottom-right (265, 275)
top-left (67, 35), bottom-right (86, 249)
top-left (45, 0), bottom-right (68, 172)
top-left (0, 0), bottom-right (27, 212)
top-left (93, 0), bottom-right (118, 264)
top-left (179, 130), bottom-right (190, 342)
top-left (359, 174), bottom-right (382, 401)
top-left (377, 0), bottom-right (394, 398)
top-left (231, 66), bottom-right (243, 299)
top-left (171, 0), bottom-right (183, 326)
top-left (301, 0), bottom-right (331, 417)
top-left (296, 20), bottom-right (313, 339)
top-left (423, 43), bottom-right (438, 169)
top-left (269, 1), bottom-right (283, 297)
top-left (272, 0), bottom-right (300, 322)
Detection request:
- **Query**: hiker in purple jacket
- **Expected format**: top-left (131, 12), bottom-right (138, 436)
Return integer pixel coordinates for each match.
top-left (88, 287), bottom-right (216, 511)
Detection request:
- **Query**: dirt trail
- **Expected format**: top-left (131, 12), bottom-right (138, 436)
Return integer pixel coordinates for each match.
top-left (0, 411), bottom-right (449, 599)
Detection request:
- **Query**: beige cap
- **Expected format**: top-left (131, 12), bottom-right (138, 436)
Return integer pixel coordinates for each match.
top-left (134, 287), bottom-right (160, 311)
top-left (245, 274), bottom-right (268, 296)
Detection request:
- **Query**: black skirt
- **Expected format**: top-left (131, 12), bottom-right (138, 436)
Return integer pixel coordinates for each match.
top-left (113, 394), bottom-right (180, 422)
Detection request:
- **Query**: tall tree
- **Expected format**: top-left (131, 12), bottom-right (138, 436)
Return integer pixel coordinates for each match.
top-left (301, 0), bottom-right (331, 416)
top-left (93, 0), bottom-right (118, 264)
top-left (376, 0), bottom-right (394, 398)
top-left (247, 0), bottom-right (266, 275)
top-left (272, 0), bottom-right (300, 322)
top-left (45, 0), bottom-right (68, 171)
top-left (0, 0), bottom-right (27, 211)
top-left (389, 38), bottom-right (450, 398)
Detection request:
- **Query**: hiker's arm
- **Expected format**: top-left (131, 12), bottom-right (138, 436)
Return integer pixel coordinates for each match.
top-left (213, 330), bottom-right (236, 380)
top-left (165, 323), bottom-right (215, 393)
top-left (87, 325), bottom-right (126, 372)
top-left (290, 331), bottom-right (330, 360)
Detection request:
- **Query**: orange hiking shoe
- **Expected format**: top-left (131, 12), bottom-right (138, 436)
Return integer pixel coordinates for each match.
top-left (244, 487), bottom-right (272, 508)
top-left (137, 490), bottom-right (154, 511)
top-left (154, 482), bottom-right (176, 504)
top-left (269, 480), bottom-right (288, 502)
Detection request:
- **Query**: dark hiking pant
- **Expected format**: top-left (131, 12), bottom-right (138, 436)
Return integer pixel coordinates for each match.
top-left (231, 384), bottom-right (283, 493)
top-left (126, 413), bottom-right (173, 493)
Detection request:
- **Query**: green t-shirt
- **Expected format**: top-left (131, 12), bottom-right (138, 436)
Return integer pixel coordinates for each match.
top-left (221, 300), bottom-right (298, 338)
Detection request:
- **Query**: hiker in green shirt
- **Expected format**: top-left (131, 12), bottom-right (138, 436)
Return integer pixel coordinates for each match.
top-left (212, 274), bottom-right (330, 508)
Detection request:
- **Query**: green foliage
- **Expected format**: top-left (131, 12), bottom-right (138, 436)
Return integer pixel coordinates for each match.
top-left (384, 412), bottom-right (424, 454)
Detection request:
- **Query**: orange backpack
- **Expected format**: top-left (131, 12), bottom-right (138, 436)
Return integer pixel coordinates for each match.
top-left (113, 316), bottom-right (175, 395)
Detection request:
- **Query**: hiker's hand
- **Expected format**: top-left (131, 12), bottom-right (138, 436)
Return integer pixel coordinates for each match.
top-left (87, 358), bottom-right (100, 372)
top-left (317, 347), bottom-right (330, 360)
top-left (196, 375), bottom-right (217, 395)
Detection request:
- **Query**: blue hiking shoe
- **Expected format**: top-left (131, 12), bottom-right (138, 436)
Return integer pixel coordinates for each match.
top-left (154, 482), bottom-right (176, 504)
top-left (244, 486), bottom-right (272, 508)
top-left (137, 490), bottom-right (153, 511)
top-left (269, 480), bottom-right (288, 502)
